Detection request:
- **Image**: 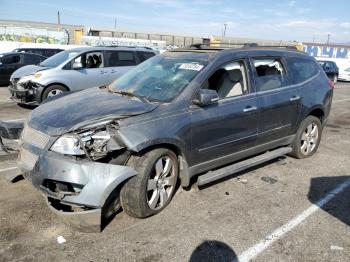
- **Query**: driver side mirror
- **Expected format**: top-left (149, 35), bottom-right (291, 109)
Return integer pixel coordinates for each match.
top-left (72, 61), bottom-right (83, 70)
top-left (193, 89), bottom-right (219, 106)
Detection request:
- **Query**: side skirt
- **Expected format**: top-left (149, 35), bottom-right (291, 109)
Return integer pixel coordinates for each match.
top-left (187, 135), bottom-right (295, 184)
top-left (197, 146), bottom-right (292, 187)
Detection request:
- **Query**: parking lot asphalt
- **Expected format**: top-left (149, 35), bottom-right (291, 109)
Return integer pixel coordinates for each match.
top-left (0, 83), bottom-right (349, 262)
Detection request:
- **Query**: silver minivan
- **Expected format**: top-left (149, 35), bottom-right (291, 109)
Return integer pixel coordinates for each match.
top-left (9, 47), bottom-right (157, 105)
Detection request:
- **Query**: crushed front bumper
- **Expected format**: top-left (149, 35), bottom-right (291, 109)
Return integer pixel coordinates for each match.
top-left (8, 82), bottom-right (40, 105)
top-left (18, 144), bottom-right (137, 231)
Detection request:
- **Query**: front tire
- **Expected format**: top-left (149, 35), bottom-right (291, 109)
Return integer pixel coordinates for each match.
top-left (120, 148), bottom-right (179, 218)
top-left (41, 85), bottom-right (68, 102)
top-left (290, 116), bottom-right (322, 159)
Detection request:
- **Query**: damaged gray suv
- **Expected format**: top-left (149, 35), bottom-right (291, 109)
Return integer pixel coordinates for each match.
top-left (17, 45), bottom-right (333, 231)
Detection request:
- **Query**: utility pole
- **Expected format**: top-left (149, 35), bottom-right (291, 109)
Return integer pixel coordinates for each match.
top-left (223, 23), bottom-right (228, 38)
top-left (57, 11), bottom-right (61, 31)
top-left (326, 33), bottom-right (330, 45)
top-left (114, 17), bottom-right (117, 30)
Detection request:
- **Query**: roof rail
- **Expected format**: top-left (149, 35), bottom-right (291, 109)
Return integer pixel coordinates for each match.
top-left (189, 42), bottom-right (298, 51)
top-left (93, 45), bottom-right (155, 50)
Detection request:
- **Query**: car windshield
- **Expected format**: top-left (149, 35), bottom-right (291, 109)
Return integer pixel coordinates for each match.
top-left (40, 49), bottom-right (81, 68)
top-left (109, 52), bottom-right (209, 102)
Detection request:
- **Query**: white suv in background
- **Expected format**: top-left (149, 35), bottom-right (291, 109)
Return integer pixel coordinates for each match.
top-left (9, 47), bottom-right (157, 105)
top-left (339, 67), bottom-right (350, 82)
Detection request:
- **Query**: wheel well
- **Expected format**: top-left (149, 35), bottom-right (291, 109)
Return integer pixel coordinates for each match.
top-left (135, 143), bottom-right (190, 187)
top-left (308, 108), bottom-right (324, 123)
top-left (138, 143), bottom-right (183, 158)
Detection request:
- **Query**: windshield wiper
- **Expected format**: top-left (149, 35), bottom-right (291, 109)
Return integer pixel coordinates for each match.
top-left (112, 90), bottom-right (151, 103)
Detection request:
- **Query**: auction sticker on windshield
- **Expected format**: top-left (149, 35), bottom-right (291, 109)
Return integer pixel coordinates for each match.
top-left (179, 63), bottom-right (204, 71)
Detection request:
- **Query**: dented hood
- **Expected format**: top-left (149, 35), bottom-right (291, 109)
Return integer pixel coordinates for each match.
top-left (11, 65), bottom-right (50, 79)
top-left (28, 87), bottom-right (157, 136)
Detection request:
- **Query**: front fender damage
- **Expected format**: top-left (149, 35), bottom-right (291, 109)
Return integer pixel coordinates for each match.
top-left (20, 150), bottom-right (138, 232)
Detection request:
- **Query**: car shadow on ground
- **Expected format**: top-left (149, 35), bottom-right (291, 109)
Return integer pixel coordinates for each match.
top-left (17, 103), bottom-right (36, 110)
top-left (189, 240), bottom-right (237, 262)
top-left (308, 176), bottom-right (350, 226)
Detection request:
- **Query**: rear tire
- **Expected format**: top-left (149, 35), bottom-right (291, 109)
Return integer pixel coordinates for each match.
top-left (290, 116), bottom-right (322, 159)
top-left (41, 85), bottom-right (68, 102)
top-left (120, 148), bottom-right (179, 218)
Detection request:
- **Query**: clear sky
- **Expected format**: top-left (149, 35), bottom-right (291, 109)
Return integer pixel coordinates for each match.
top-left (1, 0), bottom-right (349, 43)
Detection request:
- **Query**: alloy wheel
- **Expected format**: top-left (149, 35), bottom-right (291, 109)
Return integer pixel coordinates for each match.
top-left (147, 156), bottom-right (176, 210)
top-left (300, 123), bottom-right (319, 155)
top-left (47, 89), bottom-right (63, 98)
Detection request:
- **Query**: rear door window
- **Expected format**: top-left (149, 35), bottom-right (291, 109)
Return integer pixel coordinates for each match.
top-left (286, 57), bottom-right (320, 84)
top-left (1, 55), bottom-right (21, 65)
top-left (104, 51), bottom-right (136, 67)
top-left (252, 58), bottom-right (288, 91)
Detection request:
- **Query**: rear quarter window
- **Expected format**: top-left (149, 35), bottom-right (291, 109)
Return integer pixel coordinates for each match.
top-left (137, 51), bottom-right (156, 63)
top-left (286, 57), bottom-right (320, 84)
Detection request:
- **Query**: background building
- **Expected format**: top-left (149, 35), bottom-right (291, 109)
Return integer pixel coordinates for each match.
top-left (87, 26), bottom-right (204, 47)
top-left (0, 19), bottom-right (84, 45)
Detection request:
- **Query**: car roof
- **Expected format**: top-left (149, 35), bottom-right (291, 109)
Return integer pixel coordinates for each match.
top-left (14, 48), bottom-right (64, 50)
top-left (66, 46), bottom-right (157, 53)
top-left (0, 51), bottom-right (46, 57)
top-left (317, 60), bottom-right (335, 63)
top-left (171, 45), bottom-right (311, 60)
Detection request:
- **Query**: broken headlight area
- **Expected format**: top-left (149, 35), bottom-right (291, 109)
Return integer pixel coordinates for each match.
top-left (50, 123), bottom-right (125, 160)
top-left (15, 76), bottom-right (41, 93)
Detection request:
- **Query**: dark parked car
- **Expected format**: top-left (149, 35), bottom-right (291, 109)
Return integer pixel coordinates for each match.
top-left (318, 60), bottom-right (339, 83)
top-left (0, 52), bottom-right (46, 86)
top-left (13, 48), bottom-right (63, 58)
top-left (16, 45), bottom-right (333, 230)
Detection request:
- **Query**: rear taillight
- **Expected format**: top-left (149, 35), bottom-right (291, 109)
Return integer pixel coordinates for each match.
top-left (328, 79), bottom-right (336, 89)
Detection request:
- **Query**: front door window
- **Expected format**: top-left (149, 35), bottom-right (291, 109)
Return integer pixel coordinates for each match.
top-left (204, 61), bottom-right (248, 99)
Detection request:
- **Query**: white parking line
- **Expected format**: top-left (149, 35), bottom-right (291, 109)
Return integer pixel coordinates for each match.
top-left (1, 118), bottom-right (24, 122)
top-left (334, 98), bottom-right (350, 103)
top-left (232, 178), bottom-right (350, 262)
top-left (0, 166), bottom-right (17, 173)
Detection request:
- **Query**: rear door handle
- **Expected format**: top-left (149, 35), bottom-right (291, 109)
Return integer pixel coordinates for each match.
top-left (243, 106), bottom-right (258, 112)
top-left (290, 96), bottom-right (301, 101)
top-left (100, 70), bottom-right (108, 74)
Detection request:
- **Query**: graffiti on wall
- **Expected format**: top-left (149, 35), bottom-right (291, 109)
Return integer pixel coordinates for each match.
top-left (303, 44), bottom-right (350, 59)
top-left (0, 26), bottom-right (66, 44)
top-left (81, 36), bottom-right (166, 51)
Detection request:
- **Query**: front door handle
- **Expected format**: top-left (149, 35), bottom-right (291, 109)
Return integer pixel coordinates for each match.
top-left (290, 96), bottom-right (301, 101)
top-left (100, 70), bottom-right (108, 74)
top-left (243, 106), bottom-right (258, 112)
